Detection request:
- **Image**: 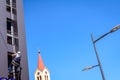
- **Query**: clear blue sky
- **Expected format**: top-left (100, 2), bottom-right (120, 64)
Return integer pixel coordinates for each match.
top-left (23, 0), bottom-right (120, 80)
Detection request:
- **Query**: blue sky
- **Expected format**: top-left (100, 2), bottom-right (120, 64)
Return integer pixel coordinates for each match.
top-left (23, 0), bottom-right (120, 80)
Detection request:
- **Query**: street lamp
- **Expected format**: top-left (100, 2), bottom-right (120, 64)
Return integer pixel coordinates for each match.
top-left (94, 24), bottom-right (120, 43)
top-left (82, 64), bottom-right (99, 71)
top-left (82, 24), bottom-right (120, 80)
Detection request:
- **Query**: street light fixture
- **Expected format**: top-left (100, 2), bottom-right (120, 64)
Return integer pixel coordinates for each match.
top-left (110, 24), bottom-right (120, 32)
top-left (82, 24), bottom-right (120, 80)
top-left (94, 24), bottom-right (120, 43)
top-left (82, 64), bottom-right (99, 71)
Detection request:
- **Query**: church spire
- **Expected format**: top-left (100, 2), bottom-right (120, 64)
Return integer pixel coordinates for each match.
top-left (38, 49), bottom-right (45, 70)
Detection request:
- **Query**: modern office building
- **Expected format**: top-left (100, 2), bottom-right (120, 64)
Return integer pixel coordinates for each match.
top-left (0, 0), bottom-right (29, 80)
top-left (34, 51), bottom-right (50, 80)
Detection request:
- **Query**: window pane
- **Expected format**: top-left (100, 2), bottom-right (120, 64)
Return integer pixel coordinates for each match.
top-left (6, 0), bottom-right (10, 5)
top-left (6, 6), bottom-right (11, 12)
top-left (12, 0), bottom-right (16, 8)
top-left (13, 21), bottom-right (18, 36)
top-left (12, 8), bottom-right (17, 15)
top-left (7, 18), bottom-right (18, 36)
top-left (7, 18), bottom-right (12, 34)
top-left (7, 36), bottom-right (12, 44)
top-left (12, 0), bottom-right (16, 3)
top-left (14, 38), bottom-right (19, 52)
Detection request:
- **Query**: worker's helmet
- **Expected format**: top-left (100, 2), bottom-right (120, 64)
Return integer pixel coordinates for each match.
top-left (17, 51), bottom-right (21, 54)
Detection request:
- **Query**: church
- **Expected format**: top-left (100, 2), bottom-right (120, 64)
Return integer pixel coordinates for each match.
top-left (34, 50), bottom-right (50, 80)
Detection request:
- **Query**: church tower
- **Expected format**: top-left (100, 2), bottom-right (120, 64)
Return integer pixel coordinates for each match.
top-left (34, 50), bottom-right (50, 80)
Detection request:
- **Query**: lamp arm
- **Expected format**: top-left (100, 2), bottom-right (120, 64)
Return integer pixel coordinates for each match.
top-left (94, 31), bottom-right (111, 43)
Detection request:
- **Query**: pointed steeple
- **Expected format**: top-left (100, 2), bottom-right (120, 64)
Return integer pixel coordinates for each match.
top-left (38, 49), bottom-right (45, 71)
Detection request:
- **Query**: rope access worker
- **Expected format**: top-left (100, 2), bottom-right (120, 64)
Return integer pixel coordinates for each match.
top-left (8, 51), bottom-right (21, 73)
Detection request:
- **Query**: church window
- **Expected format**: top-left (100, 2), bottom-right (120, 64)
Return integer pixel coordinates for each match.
top-left (47, 76), bottom-right (48, 80)
top-left (40, 76), bottom-right (42, 80)
top-left (45, 71), bottom-right (47, 74)
top-left (37, 72), bottom-right (40, 75)
top-left (44, 75), bottom-right (46, 80)
top-left (37, 77), bottom-right (39, 80)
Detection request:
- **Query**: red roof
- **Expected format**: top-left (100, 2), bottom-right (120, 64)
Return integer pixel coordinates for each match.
top-left (38, 51), bottom-right (45, 70)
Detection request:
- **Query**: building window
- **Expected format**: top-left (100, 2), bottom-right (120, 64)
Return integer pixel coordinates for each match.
top-left (7, 18), bottom-right (12, 34)
top-left (6, 6), bottom-right (17, 15)
top-left (7, 36), bottom-right (19, 50)
top-left (12, 0), bottom-right (16, 8)
top-left (14, 38), bottom-right (19, 52)
top-left (7, 36), bottom-right (12, 44)
top-left (13, 21), bottom-right (18, 36)
top-left (6, 0), bottom-right (10, 5)
top-left (6, 0), bottom-right (17, 15)
top-left (12, 8), bottom-right (17, 15)
top-left (6, 18), bottom-right (19, 50)
top-left (6, 0), bottom-right (11, 12)
top-left (6, 6), bottom-right (11, 12)
top-left (12, 0), bottom-right (17, 15)
top-left (7, 18), bottom-right (18, 36)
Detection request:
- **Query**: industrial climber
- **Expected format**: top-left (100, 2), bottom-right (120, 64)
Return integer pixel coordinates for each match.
top-left (8, 51), bottom-right (21, 73)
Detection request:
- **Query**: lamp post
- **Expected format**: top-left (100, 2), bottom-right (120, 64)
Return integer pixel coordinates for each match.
top-left (82, 24), bottom-right (120, 80)
top-left (91, 34), bottom-right (105, 80)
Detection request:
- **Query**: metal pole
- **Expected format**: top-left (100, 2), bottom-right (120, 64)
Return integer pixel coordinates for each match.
top-left (91, 34), bottom-right (105, 80)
